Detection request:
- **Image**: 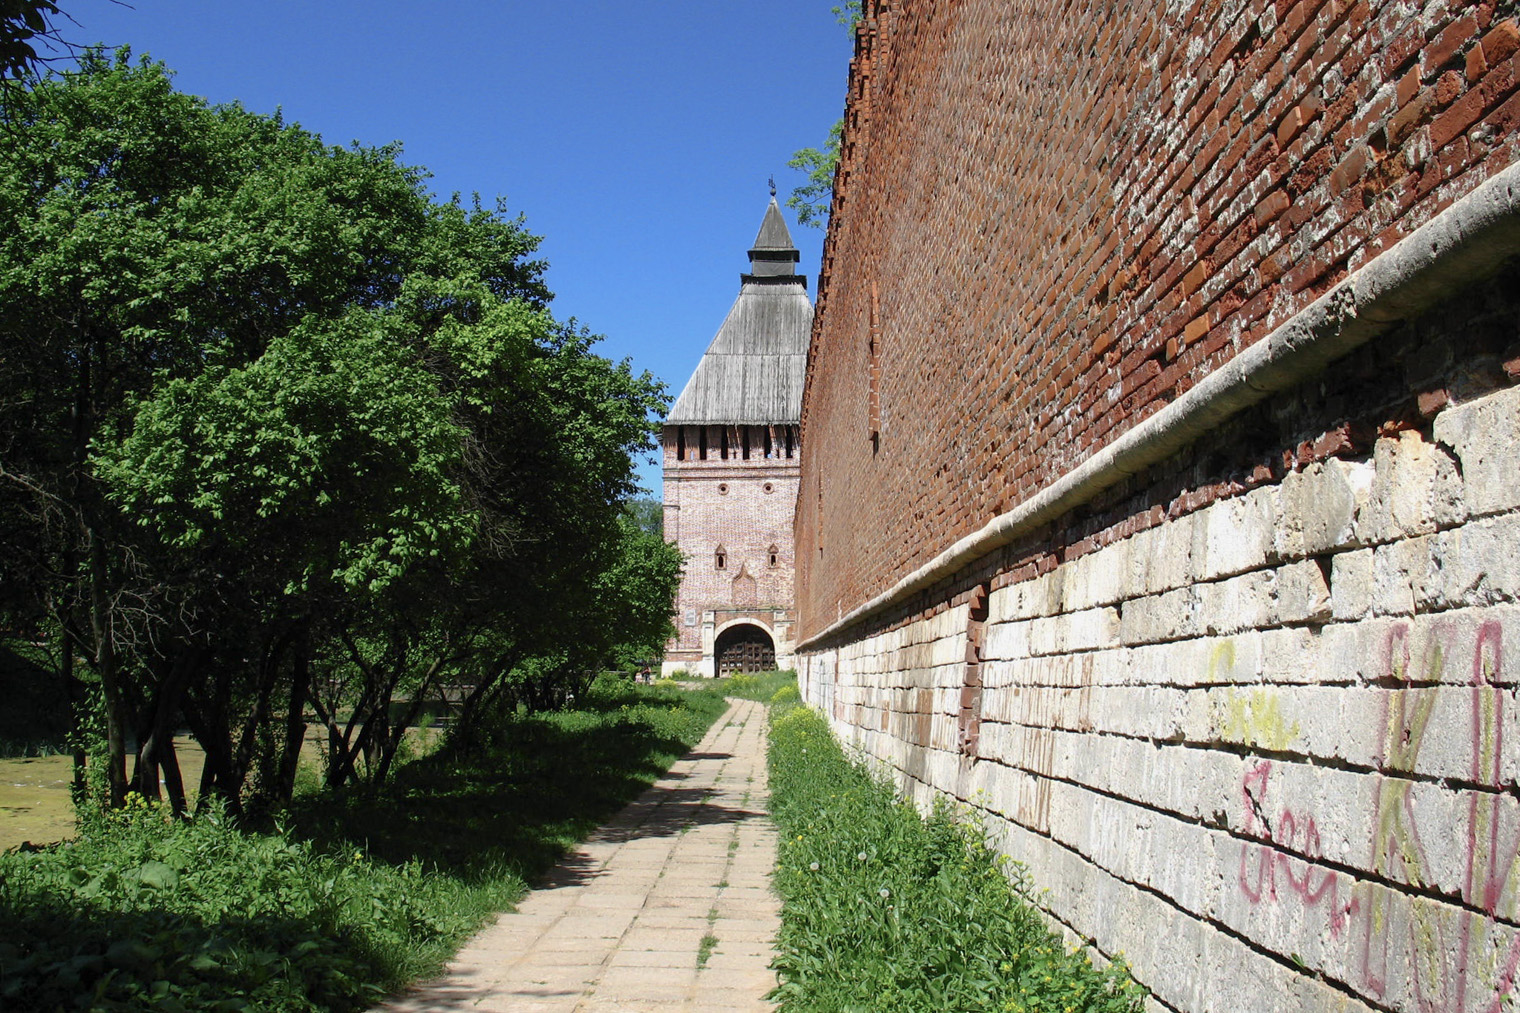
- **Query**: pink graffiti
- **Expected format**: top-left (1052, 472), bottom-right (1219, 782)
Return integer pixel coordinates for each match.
top-left (1237, 622), bottom-right (1520, 1012)
top-left (1358, 621), bottom-right (1520, 1013)
top-left (1237, 760), bottom-right (1358, 936)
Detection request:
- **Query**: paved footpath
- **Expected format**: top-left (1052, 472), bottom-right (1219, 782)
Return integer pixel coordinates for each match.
top-left (382, 697), bottom-right (780, 1012)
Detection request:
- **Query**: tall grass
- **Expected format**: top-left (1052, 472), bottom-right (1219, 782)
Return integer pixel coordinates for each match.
top-left (718, 669), bottom-right (798, 703)
top-left (0, 676), bottom-right (728, 1011)
top-left (767, 698), bottom-right (1145, 1013)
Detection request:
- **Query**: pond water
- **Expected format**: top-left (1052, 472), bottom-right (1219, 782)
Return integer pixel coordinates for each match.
top-left (0, 737), bottom-right (208, 851)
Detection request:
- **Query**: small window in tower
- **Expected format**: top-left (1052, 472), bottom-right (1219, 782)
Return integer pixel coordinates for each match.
top-left (762, 482), bottom-right (774, 494)
top-left (768, 544), bottom-right (779, 567)
top-left (715, 545), bottom-right (727, 570)
top-left (717, 482), bottom-right (729, 495)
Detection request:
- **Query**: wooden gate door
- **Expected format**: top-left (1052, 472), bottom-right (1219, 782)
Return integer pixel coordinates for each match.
top-left (715, 625), bottom-right (776, 674)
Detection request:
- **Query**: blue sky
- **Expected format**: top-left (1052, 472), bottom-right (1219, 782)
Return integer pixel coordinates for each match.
top-left (53, 1), bottom-right (850, 496)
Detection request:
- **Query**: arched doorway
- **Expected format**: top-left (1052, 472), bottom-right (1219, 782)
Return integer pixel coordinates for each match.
top-left (714, 623), bottom-right (776, 675)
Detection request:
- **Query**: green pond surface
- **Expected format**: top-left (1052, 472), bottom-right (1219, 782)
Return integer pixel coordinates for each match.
top-left (0, 738), bottom-right (209, 852)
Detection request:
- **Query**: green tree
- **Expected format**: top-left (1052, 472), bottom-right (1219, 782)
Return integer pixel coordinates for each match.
top-left (785, 4), bottom-right (859, 228)
top-left (786, 119), bottom-right (842, 228)
top-left (0, 1), bottom-right (62, 80)
top-left (624, 497), bottom-right (664, 538)
top-left (0, 50), bottom-right (671, 814)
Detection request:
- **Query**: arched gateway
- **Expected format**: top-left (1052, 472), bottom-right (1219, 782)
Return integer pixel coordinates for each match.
top-left (713, 623), bottom-right (776, 675)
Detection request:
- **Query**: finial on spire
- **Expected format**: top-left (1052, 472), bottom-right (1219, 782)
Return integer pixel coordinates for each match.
top-left (768, 175), bottom-right (777, 199)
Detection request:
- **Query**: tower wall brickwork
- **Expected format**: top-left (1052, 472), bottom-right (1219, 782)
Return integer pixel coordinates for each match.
top-left (662, 425), bottom-right (799, 675)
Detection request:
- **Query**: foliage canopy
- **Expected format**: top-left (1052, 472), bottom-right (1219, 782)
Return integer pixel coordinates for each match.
top-left (0, 50), bottom-right (681, 815)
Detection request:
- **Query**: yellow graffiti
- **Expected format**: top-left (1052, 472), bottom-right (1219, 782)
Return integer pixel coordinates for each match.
top-left (1218, 689), bottom-right (1301, 752)
top-left (1205, 639), bottom-right (1300, 752)
top-left (1362, 627), bottom-right (1440, 998)
top-left (1204, 640), bottom-right (1235, 682)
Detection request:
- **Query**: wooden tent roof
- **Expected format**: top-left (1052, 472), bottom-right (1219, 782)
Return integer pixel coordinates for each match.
top-left (666, 199), bottom-right (813, 425)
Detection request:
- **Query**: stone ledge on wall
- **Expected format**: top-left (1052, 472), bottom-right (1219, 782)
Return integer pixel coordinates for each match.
top-left (801, 370), bottom-right (1520, 1012)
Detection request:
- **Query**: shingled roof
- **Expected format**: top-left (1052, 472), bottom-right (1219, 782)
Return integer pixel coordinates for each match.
top-left (666, 199), bottom-right (813, 426)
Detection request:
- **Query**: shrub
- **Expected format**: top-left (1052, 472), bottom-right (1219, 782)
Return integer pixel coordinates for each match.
top-left (767, 702), bottom-right (1145, 1013)
top-left (0, 795), bottom-right (496, 1012)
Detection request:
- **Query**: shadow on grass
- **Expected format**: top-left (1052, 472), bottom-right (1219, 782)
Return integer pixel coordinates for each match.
top-left (285, 682), bottom-right (731, 887)
top-left (0, 681), bottom-right (732, 1011)
top-left (0, 897), bottom-right (394, 1012)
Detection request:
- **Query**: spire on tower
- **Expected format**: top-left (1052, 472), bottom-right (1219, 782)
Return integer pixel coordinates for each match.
top-left (748, 197), bottom-right (800, 278)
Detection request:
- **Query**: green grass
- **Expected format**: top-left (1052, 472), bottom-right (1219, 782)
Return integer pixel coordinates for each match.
top-left (766, 697), bottom-right (1146, 1013)
top-left (0, 676), bottom-right (728, 1011)
top-left (716, 669), bottom-right (798, 703)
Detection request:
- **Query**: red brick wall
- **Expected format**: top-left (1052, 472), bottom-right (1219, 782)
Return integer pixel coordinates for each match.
top-left (664, 425), bottom-right (799, 661)
top-left (797, 0), bottom-right (1520, 640)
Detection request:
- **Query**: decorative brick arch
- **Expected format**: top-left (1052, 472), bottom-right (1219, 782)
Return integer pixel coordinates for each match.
top-left (713, 616), bottom-right (774, 641)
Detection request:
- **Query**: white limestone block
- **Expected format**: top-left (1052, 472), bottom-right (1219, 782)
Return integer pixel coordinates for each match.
top-left (1197, 568), bottom-right (1277, 634)
top-left (1357, 428), bottom-right (1466, 543)
top-left (1433, 383), bottom-right (1520, 518)
top-left (1275, 458), bottom-right (1372, 558)
top-left (1275, 559), bottom-right (1333, 625)
top-left (1192, 487), bottom-right (1277, 582)
top-left (1331, 547), bottom-right (1375, 620)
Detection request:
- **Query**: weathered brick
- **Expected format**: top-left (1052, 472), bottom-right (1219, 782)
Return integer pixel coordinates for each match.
top-left (1426, 13), bottom-right (1480, 75)
top-left (1482, 18), bottom-right (1520, 67)
top-left (1254, 189), bottom-right (1291, 227)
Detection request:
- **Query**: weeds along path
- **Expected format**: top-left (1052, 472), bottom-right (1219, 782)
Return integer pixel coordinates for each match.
top-left (380, 697), bottom-right (779, 1012)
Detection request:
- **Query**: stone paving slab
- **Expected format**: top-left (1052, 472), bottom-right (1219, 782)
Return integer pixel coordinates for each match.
top-left (380, 698), bottom-right (779, 1012)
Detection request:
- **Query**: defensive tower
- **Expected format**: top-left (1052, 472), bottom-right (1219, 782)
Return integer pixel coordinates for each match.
top-left (661, 198), bottom-right (811, 676)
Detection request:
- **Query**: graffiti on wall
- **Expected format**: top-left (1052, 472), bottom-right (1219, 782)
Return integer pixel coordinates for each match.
top-left (1238, 759), bottom-right (1360, 936)
top-left (1238, 621), bottom-right (1520, 1012)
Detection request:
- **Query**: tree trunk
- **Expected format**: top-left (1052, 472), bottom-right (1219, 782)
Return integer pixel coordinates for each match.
top-left (58, 622), bottom-right (88, 801)
top-left (132, 647), bottom-right (201, 803)
top-left (372, 657), bottom-right (443, 784)
top-left (160, 738), bottom-right (187, 818)
top-left (87, 536), bottom-right (127, 807)
top-left (274, 627), bottom-right (311, 804)
top-left (185, 678), bottom-right (243, 819)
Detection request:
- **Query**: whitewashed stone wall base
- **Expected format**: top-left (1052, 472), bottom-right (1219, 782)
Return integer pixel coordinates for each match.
top-left (799, 383), bottom-right (1520, 1013)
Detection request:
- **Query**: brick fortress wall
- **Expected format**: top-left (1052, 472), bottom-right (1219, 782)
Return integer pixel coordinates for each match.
top-left (796, 1), bottom-right (1520, 1010)
top-left (798, 0), bottom-right (1520, 628)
